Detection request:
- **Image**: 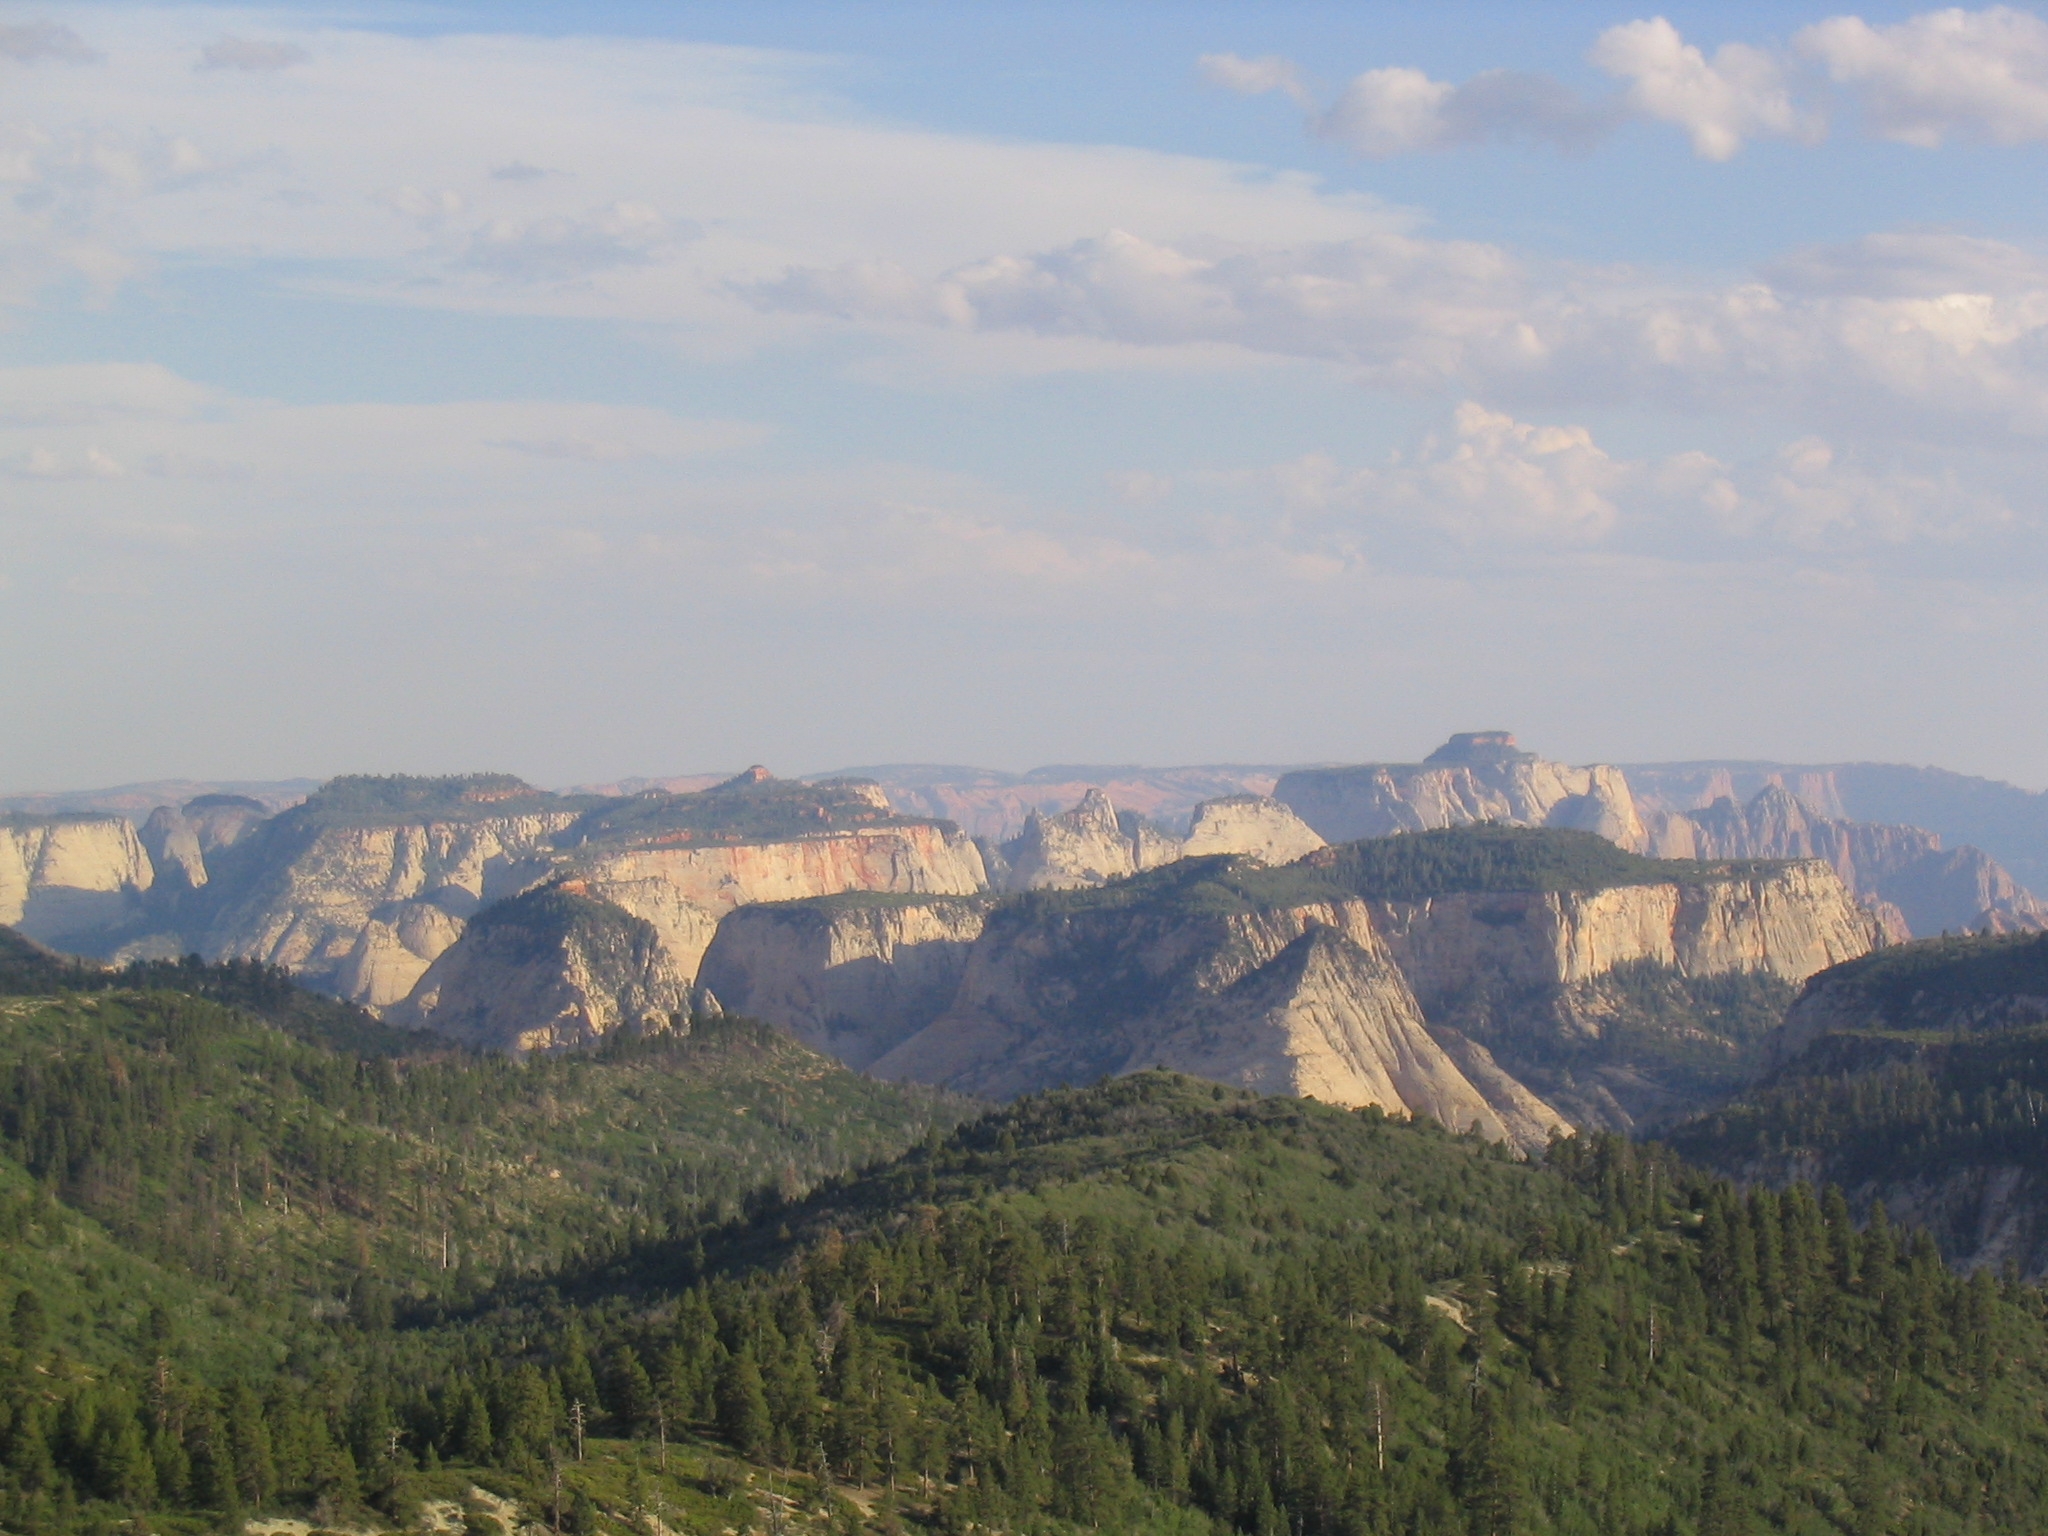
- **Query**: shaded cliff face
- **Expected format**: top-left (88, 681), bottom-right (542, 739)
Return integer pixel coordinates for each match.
top-left (202, 808), bottom-right (575, 998)
top-left (136, 794), bottom-right (270, 892)
top-left (865, 868), bottom-right (1566, 1152)
top-left (696, 895), bottom-right (993, 1069)
top-left (390, 886), bottom-right (693, 1052)
top-left (0, 814), bottom-right (155, 948)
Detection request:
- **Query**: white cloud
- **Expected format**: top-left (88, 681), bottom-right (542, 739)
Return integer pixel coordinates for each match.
top-left (197, 36), bottom-right (309, 73)
top-left (1798, 6), bottom-right (2048, 146)
top-left (1588, 18), bottom-right (1812, 160)
top-left (1197, 53), bottom-right (1313, 109)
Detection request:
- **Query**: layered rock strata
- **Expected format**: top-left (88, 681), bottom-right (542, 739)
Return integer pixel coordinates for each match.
top-left (1180, 795), bottom-right (1326, 864)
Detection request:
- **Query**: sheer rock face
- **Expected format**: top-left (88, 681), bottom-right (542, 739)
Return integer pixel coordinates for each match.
top-left (1275, 747), bottom-right (1650, 853)
top-left (0, 816), bottom-right (155, 947)
top-left (1368, 862), bottom-right (1882, 1016)
top-left (1180, 796), bottom-right (1326, 865)
top-left (696, 896), bottom-right (993, 1070)
top-left (570, 825), bottom-right (989, 986)
top-left (389, 888), bottom-right (691, 1053)
top-left (865, 896), bottom-right (1567, 1153)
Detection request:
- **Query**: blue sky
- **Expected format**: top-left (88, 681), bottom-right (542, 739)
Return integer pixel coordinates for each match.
top-left (7, 2), bottom-right (2048, 790)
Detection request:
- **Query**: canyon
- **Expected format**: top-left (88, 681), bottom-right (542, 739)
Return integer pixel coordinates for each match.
top-left (4, 732), bottom-right (2035, 1149)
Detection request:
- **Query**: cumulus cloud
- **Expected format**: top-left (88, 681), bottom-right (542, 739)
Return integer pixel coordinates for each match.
top-left (197, 37), bottom-right (310, 73)
top-left (1171, 404), bottom-right (2018, 562)
top-left (0, 21), bottom-right (99, 64)
top-left (1588, 18), bottom-right (1812, 160)
top-left (1212, 8), bottom-right (2048, 160)
top-left (1798, 6), bottom-right (2048, 146)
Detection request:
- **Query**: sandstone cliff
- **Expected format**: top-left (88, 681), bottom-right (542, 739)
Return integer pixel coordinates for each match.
top-left (0, 814), bottom-right (155, 949)
top-left (576, 826), bottom-right (989, 1005)
top-left (1649, 783), bottom-right (2045, 937)
top-left (831, 764), bottom-right (1285, 842)
top-left (136, 794), bottom-right (270, 892)
top-left (696, 895), bottom-right (993, 1069)
top-left (998, 789), bottom-right (1140, 890)
top-left (390, 886), bottom-right (692, 1052)
top-left (865, 873), bottom-right (1568, 1152)
top-left (1368, 860), bottom-right (1882, 1009)
top-left (1180, 795), bottom-right (1326, 864)
top-left (138, 770), bottom-right (992, 1011)
top-left (1275, 733), bottom-right (1649, 852)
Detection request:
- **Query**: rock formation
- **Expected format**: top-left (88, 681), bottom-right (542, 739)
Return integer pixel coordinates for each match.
top-left (136, 795), bottom-right (270, 891)
top-left (998, 789), bottom-right (1141, 890)
top-left (1180, 795), bottom-right (1326, 864)
top-left (1275, 733), bottom-right (1650, 852)
top-left (389, 886), bottom-right (692, 1052)
top-left (1366, 861), bottom-right (1882, 1006)
top-left (0, 814), bottom-right (155, 948)
top-left (696, 895), bottom-right (993, 1069)
top-left (1648, 783), bottom-right (2045, 936)
top-left (864, 876), bottom-right (1568, 1153)
top-left (1278, 735), bottom-right (2042, 938)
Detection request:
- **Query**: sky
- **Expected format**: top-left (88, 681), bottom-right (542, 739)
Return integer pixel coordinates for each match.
top-left (7, 2), bottom-right (2048, 791)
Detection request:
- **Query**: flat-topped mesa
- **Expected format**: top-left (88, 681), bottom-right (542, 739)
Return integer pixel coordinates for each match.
top-left (1275, 733), bottom-right (1649, 852)
top-left (0, 813), bottom-right (156, 949)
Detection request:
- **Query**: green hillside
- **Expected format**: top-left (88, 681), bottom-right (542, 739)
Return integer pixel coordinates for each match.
top-left (8, 946), bottom-right (2048, 1536)
top-left (1670, 932), bottom-right (2048, 1270)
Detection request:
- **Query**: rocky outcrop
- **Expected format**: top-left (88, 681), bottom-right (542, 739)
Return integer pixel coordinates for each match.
top-left (866, 886), bottom-right (1567, 1152)
top-left (1275, 733), bottom-right (1650, 852)
top-left (0, 814), bottom-right (155, 948)
top-left (1180, 796), bottom-right (1326, 864)
top-left (696, 895), bottom-right (993, 1069)
top-left (391, 887), bottom-right (692, 1052)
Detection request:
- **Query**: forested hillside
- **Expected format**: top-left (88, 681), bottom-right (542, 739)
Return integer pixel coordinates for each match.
top-left (7, 933), bottom-right (2048, 1536)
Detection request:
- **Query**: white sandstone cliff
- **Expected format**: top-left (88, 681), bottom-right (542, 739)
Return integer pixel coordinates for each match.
top-left (696, 896), bottom-right (992, 1069)
top-left (1180, 795), bottom-right (1326, 865)
top-left (0, 815), bottom-right (155, 948)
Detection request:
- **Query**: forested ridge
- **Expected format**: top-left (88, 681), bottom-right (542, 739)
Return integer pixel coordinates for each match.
top-left (4, 952), bottom-right (2048, 1535)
